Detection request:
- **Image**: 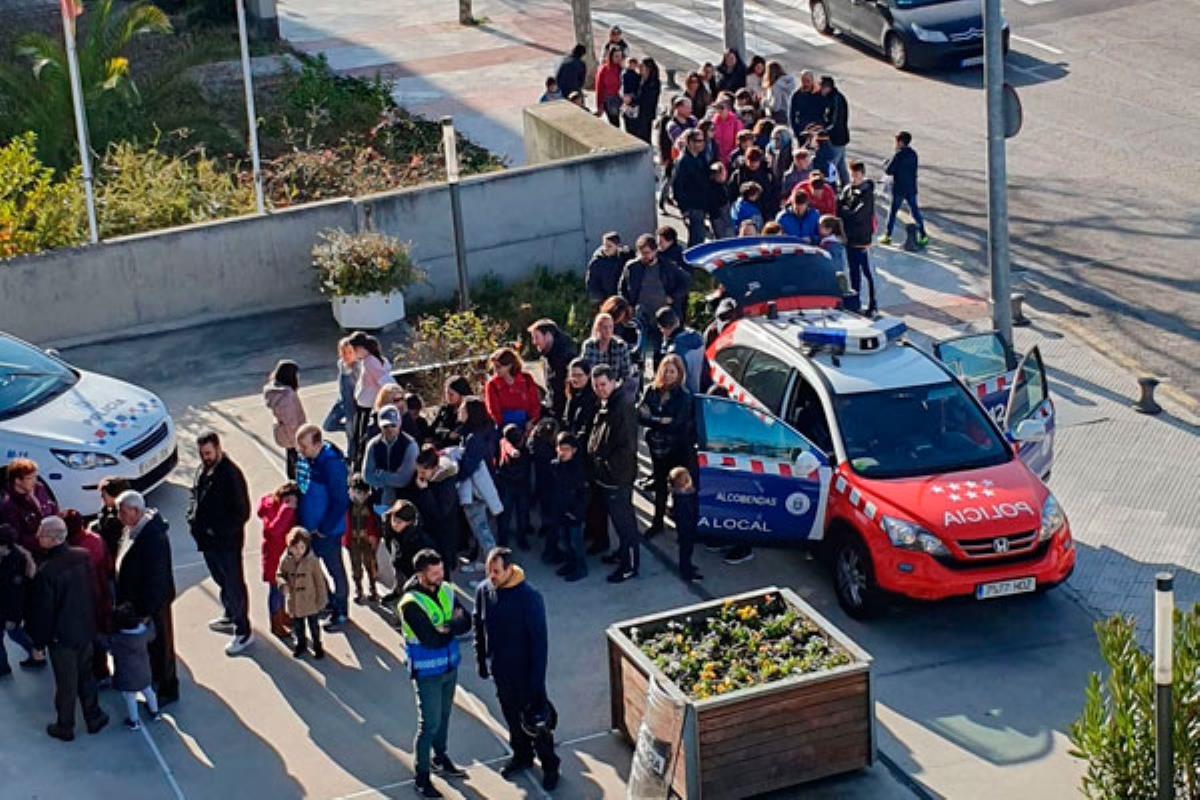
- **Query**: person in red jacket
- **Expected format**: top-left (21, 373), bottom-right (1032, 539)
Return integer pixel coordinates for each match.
top-left (799, 171), bottom-right (838, 217)
top-left (595, 46), bottom-right (624, 126)
top-left (0, 459), bottom-right (58, 563)
top-left (63, 510), bottom-right (112, 681)
top-left (485, 348), bottom-right (542, 431)
top-left (257, 482), bottom-right (299, 640)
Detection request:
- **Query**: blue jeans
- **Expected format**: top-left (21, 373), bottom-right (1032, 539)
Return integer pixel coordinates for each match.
top-left (413, 670), bottom-right (458, 779)
top-left (829, 145), bottom-right (849, 186)
top-left (268, 585), bottom-right (284, 617)
top-left (683, 208), bottom-right (708, 248)
top-left (462, 502), bottom-right (496, 560)
top-left (602, 485), bottom-right (641, 574)
top-left (845, 247), bottom-right (876, 312)
top-left (1, 623), bottom-right (35, 667)
top-left (311, 534), bottom-right (348, 618)
top-left (886, 191), bottom-right (926, 238)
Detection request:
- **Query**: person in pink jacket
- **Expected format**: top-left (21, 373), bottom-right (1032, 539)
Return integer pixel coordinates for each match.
top-left (263, 360), bottom-right (307, 479)
top-left (710, 96), bottom-right (745, 165)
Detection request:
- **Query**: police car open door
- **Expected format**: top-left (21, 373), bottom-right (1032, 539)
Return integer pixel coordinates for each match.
top-left (933, 333), bottom-right (1055, 479)
top-left (694, 395), bottom-right (832, 545)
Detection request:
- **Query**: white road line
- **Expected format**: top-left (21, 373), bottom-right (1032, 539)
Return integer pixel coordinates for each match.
top-left (1013, 0), bottom-right (1055, 6)
top-left (593, 11), bottom-right (720, 65)
top-left (691, 0), bottom-right (830, 47)
top-left (1010, 34), bottom-right (1064, 55)
top-left (636, 1), bottom-right (787, 55)
top-left (140, 724), bottom-right (188, 800)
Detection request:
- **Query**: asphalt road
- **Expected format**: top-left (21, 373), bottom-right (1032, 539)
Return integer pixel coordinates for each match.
top-left (593, 0), bottom-right (1200, 407)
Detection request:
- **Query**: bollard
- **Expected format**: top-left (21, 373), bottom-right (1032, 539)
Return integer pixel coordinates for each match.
top-left (1011, 292), bottom-right (1031, 326)
top-left (666, 68), bottom-right (680, 90)
top-left (1155, 573), bottom-right (1174, 800)
top-left (1133, 376), bottom-right (1163, 415)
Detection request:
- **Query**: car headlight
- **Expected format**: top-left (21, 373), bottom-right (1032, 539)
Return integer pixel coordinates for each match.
top-left (1039, 494), bottom-right (1066, 541)
top-left (51, 448), bottom-right (119, 470)
top-left (911, 23), bottom-right (948, 43)
top-left (882, 516), bottom-right (949, 556)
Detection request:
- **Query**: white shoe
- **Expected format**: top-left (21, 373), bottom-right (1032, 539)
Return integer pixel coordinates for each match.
top-left (225, 632), bottom-right (255, 656)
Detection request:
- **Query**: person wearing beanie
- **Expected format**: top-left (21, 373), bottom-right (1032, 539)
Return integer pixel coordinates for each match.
top-left (432, 376), bottom-right (473, 448)
top-left (383, 500), bottom-right (435, 590)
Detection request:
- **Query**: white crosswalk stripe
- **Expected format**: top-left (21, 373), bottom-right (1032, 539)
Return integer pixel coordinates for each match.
top-left (689, 0), bottom-right (830, 47)
top-left (636, 1), bottom-right (787, 55)
top-left (1013, 0), bottom-right (1056, 5)
top-left (594, 11), bottom-right (721, 65)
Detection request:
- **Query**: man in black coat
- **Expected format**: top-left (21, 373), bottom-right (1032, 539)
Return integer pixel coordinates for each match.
top-left (27, 516), bottom-right (108, 741)
top-left (474, 548), bottom-right (559, 790)
top-left (116, 490), bottom-right (179, 705)
top-left (819, 75), bottom-right (851, 186)
top-left (838, 159), bottom-right (878, 314)
top-left (554, 44), bottom-right (588, 98)
top-left (672, 130), bottom-right (712, 248)
top-left (619, 234), bottom-right (688, 360)
top-left (527, 319), bottom-right (577, 421)
top-left (187, 431), bottom-right (253, 655)
top-left (587, 365), bottom-right (641, 583)
top-left (585, 233), bottom-right (632, 306)
top-left (788, 70), bottom-right (828, 142)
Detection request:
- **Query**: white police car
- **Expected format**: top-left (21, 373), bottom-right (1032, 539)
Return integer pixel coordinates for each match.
top-left (686, 238), bottom-right (1074, 617)
top-left (1, 331), bottom-right (177, 512)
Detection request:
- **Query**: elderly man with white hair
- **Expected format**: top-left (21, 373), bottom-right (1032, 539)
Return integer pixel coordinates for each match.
top-left (114, 490), bottom-right (179, 706)
top-left (27, 515), bottom-right (109, 741)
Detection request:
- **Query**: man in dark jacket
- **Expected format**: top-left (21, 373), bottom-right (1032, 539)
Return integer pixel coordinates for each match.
top-left (528, 319), bottom-right (577, 420)
top-left (788, 70), bottom-right (827, 142)
top-left (587, 365), bottom-right (641, 583)
top-left (27, 516), bottom-right (108, 740)
top-left (474, 548), bottom-right (559, 790)
top-left (364, 407), bottom-right (418, 507)
top-left (839, 160), bottom-right (877, 314)
top-left (116, 490), bottom-right (178, 705)
top-left (554, 44), bottom-right (588, 98)
top-left (296, 424), bottom-right (352, 629)
top-left (882, 130), bottom-right (927, 247)
top-left (672, 130), bottom-right (712, 247)
top-left (585, 233), bottom-right (632, 306)
top-left (619, 234), bottom-right (688, 361)
top-left (655, 307), bottom-right (707, 393)
top-left (819, 75), bottom-right (850, 186)
top-left (413, 446), bottom-right (462, 576)
top-left (187, 432), bottom-right (253, 655)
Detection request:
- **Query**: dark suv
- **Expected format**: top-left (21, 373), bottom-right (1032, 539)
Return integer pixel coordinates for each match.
top-left (809, 0), bottom-right (1010, 70)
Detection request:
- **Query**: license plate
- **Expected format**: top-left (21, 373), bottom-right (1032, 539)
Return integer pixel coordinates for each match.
top-left (961, 55), bottom-right (984, 67)
top-left (976, 577), bottom-right (1036, 599)
top-left (139, 445), bottom-right (172, 475)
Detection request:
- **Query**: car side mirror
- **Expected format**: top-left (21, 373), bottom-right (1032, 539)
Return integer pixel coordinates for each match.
top-left (794, 451), bottom-right (822, 476)
top-left (1012, 418), bottom-right (1047, 443)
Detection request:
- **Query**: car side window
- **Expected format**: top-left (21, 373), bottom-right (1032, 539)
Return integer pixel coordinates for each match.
top-left (714, 345), bottom-right (753, 383)
top-left (697, 397), bottom-right (811, 461)
top-left (786, 377), bottom-right (834, 454)
top-left (740, 352), bottom-right (794, 414)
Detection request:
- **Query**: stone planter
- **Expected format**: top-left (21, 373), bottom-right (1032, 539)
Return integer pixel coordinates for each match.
top-left (330, 290), bottom-right (406, 330)
top-left (607, 586), bottom-right (874, 799)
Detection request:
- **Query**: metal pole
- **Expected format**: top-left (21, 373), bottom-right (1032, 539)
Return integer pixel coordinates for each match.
top-left (983, 0), bottom-right (1012, 357)
top-left (1154, 572), bottom-right (1175, 800)
top-left (236, 0), bottom-right (266, 214)
top-left (61, 6), bottom-right (98, 244)
top-left (721, 0), bottom-right (746, 58)
top-left (441, 117), bottom-right (470, 310)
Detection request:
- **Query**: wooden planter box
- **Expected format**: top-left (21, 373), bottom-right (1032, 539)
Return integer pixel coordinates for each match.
top-left (607, 587), bottom-right (875, 799)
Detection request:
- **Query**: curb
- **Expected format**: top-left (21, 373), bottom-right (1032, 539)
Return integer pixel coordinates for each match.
top-left (878, 750), bottom-right (938, 800)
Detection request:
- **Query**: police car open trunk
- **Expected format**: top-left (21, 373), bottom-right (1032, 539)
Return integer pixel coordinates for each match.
top-left (607, 587), bottom-right (874, 798)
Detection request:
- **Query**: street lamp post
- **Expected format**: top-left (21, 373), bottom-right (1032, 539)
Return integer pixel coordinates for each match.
top-left (983, 0), bottom-right (1012, 359)
top-left (1155, 572), bottom-right (1175, 800)
top-left (235, 0), bottom-right (265, 214)
top-left (441, 117), bottom-right (470, 310)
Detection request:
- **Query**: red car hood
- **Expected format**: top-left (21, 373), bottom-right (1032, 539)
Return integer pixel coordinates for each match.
top-left (854, 459), bottom-right (1046, 542)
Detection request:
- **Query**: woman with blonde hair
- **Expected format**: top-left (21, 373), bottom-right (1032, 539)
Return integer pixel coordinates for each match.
top-left (372, 383), bottom-right (405, 413)
top-left (637, 354), bottom-right (698, 538)
top-left (581, 312), bottom-right (632, 387)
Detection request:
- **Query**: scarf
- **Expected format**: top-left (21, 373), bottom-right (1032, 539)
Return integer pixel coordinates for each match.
top-left (496, 564), bottom-right (525, 590)
top-left (296, 453), bottom-right (312, 494)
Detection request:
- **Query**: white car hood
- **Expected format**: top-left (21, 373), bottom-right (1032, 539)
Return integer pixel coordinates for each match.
top-left (4, 370), bottom-right (167, 451)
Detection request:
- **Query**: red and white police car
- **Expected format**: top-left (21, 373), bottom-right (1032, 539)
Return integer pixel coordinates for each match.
top-left (685, 237), bottom-right (1075, 617)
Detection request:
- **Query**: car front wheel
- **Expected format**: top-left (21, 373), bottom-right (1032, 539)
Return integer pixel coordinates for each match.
top-left (886, 33), bottom-right (908, 69)
top-left (832, 533), bottom-right (885, 619)
top-left (811, 0), bottom-right (832, 34)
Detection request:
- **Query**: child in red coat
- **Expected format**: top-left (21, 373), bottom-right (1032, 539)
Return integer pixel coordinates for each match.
top-left (258, 482), bottom-right (299, 640)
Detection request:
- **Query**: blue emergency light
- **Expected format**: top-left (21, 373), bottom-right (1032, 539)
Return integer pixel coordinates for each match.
top-left (790, 313), bottom-right (908, 354)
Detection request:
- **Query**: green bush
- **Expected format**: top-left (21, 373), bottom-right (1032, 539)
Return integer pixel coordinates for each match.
top-left (0, 133), bottom-right (86, 259)
top-left (472, 268), bottom-right (591, 344)
top-left (1069, 608), bottom-right (1200, 799)
top-left (312, 228), bottom-right (427, 298)
top-left (391, 309), bottom-right (508, 399)
top-left (95, 140), bottom-right (255, 238)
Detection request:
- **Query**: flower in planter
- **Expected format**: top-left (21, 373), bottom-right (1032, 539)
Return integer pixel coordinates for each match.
top-left (311, 228), bottom-right (428, 298)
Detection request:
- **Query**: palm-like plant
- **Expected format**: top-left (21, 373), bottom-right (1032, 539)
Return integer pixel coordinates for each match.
top-left (0, 0), bottom-right (171, 171)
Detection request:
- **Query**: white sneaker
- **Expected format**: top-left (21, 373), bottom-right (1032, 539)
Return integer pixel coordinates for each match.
top-left (225, 632), bottom-right (255, 656)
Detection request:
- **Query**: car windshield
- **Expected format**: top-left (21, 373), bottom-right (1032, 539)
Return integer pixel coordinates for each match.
top-left (833, 382), bottom-right (1011, 479)
top-left (0, 336), bottom-right (77, 421)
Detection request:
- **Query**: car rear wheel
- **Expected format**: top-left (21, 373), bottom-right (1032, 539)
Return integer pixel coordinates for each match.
top-left (832, 533), bottom-right (885, 619)
top-left (886, 33), bottom-right (908, 70)
top-left (811, 0), bottom-right (832, 34)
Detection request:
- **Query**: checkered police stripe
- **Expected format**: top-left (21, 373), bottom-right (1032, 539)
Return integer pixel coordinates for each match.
top-left (832, 474), bottom-right (884, 529)
top-left (697, 452), bottom-right (818, 478)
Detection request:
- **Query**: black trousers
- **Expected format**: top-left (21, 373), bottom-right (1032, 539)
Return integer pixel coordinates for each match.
top-left (351, 405), bottom-right (373, 472)
top-left (292, 615), bottom-right (322, 651)
top-left (203, 548), bottom-right (250, 637)
top-left (650, 447), bottom-right (698, 530)
top-left (48, 643), bottom-right (103, 731)
top-left (150, 605), bottom-right (179, 701)
top-left (497, 682), bottom-right (559, 772)
top-left (285, 448), bottom-right (298, 479)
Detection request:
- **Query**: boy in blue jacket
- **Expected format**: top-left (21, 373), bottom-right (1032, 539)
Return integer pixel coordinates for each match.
top-left (882, 130), bottom-right (928, 247)
top-left (775, 190), bottom-right (821, 243)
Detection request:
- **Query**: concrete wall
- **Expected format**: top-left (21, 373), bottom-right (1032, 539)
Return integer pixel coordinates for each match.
top-left (0, 108), bottom-right (654, 346)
